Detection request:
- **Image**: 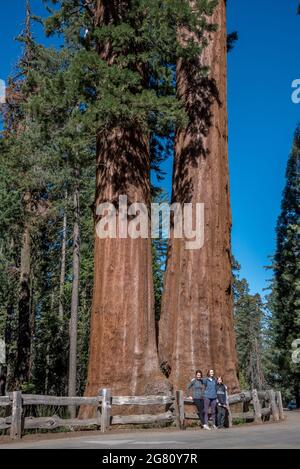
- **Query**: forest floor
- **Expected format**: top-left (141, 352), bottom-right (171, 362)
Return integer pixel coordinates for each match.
top-left (0, 411), bottom-right (299, 448)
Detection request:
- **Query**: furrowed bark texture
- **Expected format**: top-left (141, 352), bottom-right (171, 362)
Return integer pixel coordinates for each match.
top-left (159, 0), bottom-right (240, 393)
top-left (81, 128), bottom-right (169, 416)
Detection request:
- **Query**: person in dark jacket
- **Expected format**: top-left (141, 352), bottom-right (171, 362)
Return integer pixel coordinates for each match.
top-left (202, 369), bottom-right (217, 430)
top-left (216, 376), bottom-right (228, 429)
top-left (187, 370), bottom-right (205, 427)
top-left (0, 367), bottom-right (6, 397)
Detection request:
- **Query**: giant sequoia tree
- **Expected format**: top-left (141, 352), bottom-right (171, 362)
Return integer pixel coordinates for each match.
top-left (159, 0), bottom-right (239, 393)
top-left (84, 1), bottom-right (221, 405)
top-left (42, 1), bottom-right (218, 409)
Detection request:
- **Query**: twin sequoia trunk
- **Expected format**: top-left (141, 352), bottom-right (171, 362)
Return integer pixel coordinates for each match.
top-left (80, 2), bottom-right (168, 417)
top-left (159, 1), bottom-right (239, 393)
top-left (81, 129), bottom-right (169, 417)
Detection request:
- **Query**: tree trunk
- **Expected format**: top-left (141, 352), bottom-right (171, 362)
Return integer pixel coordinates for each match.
top-left (81, 128), bottom-right (169, 416)
top-left (4, 302), bottom-right (15, 392)
top-left (28, 279), bottom-right (35, 383)
top-left (59, 195), bottom-right (67, 322)
top-left (159, 0), bottom-right (239, 393)
top-left (15, 224), bottom-right (32, 387)
top-left (68, 185), bottom-right (80, 417)
top-left (44, 343), bottom-right (50, 395)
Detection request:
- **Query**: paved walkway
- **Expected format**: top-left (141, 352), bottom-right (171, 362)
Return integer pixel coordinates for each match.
top-left (1, 412), bottom-right (299, 449)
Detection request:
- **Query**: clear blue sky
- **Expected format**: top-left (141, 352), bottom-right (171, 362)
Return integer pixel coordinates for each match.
top-left (1, 0), bottom-right (299, 297)
top-left (227, 0), bottom-right (300, 295)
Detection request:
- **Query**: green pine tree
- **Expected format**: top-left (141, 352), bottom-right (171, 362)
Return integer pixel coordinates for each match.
top-left (269, 126), bottom-right (300, 406)
top-left (233, 259), bottom-right (266, 390)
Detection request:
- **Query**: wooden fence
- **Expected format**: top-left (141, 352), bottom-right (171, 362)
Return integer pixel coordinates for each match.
top-left (0, 389), bottom-right (285, 440)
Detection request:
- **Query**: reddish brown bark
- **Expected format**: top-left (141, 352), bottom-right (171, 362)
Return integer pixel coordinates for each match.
top-left (80, 128), bottom-right (169, 418)
top-left (159, 1), bottom-right (239, 393)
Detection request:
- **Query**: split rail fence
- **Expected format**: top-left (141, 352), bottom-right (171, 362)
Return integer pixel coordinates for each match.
top-left (0, 388), bottom-right (285, 440)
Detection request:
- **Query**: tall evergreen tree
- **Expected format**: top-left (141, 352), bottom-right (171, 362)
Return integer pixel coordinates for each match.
top-left (0, 0), bottom-right (41, 389)
top-left (269, 126), bottom-right (300, 405)
top-left (1, 5), bottom-right (96, 396)
top-left (25, 44), bottom-right (96, 398)
top-left (233, 260), bottom-right (266, 390)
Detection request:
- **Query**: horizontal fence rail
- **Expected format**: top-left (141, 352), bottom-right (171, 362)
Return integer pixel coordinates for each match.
top-left (0, 396), bottom-right (10, 407)
top-left (112, 396), bottom-right (174, 406)
top-left (0, 388), bottom-right (285, 440)
top-left (22, 395), bottom-right (101, 407)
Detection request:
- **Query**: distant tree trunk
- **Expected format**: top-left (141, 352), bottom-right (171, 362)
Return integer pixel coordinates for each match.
top-left (44, 343), bottom-right (50, 395)
top-left (59, 195), bottom-right (67, 322)
top-left (5, 302), bottom-right (15, 392)
top-left (159, 0), bottom-right (239, 393)
top-left (28, 279), bottom-right (35, 381)
top-left (15, 224), bottom-right (32, 388)
top-left (68, 184), bottom-right (80, 417)
top-left (5, 236), bottom-right (17, 392)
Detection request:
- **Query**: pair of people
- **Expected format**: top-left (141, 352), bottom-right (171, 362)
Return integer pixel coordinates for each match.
top-left (187, 369), bottom-right (228, 430)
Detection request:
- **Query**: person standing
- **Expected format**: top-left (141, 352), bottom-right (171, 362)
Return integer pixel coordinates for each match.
top-left (216, 376), bottom-right (228, 429)
top-left (187, 370), bottom-right (205, 427)
top-left (0, 368), bottom-right (6, 396)
top-left (202, 369), bottom-right (217, 430)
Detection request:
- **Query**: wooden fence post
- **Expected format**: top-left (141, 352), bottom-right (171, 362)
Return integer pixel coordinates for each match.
top-left (10, 391), bottom-right (23, 440)
top-left (276, 391), bottom-right (285, 420)
top-left (269, 390), bottom-right (279, 422)
top-left (96, 391), bottom-right (102, 430)
top-left (227, 405), bottom-right (233, 428)
top-left (99, 388), bottom-right (111, 433)
top-left (175, 391), bottom-right (185, 430)
top-left (252, 389), bottom-right (262, 423)
top-left (225, 390), bottom-right (232, 428)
